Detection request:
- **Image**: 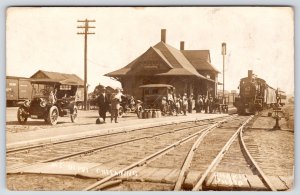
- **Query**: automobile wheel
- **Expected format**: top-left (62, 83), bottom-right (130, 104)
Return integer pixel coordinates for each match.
top-left (17, 107), bottom-right (28, 124)
top-left (70, 106), bottom-right (78, 123)
top-left (47, 106), bottom-right (59, 125)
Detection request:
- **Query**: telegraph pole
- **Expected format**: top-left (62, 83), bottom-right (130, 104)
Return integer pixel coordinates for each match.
top-left (221, 42), bottom-right (226, 104)
top-left (77, 19), bottom-right (95, 110)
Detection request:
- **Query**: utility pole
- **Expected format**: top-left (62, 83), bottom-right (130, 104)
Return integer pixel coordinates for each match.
top-left (77, 19), bottom-right (95, 110)
top-left (221, 42), bottom-right (226, 104)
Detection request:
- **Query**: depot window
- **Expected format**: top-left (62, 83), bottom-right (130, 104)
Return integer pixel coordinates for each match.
top-left (60, 85), bottom-right (71, 90)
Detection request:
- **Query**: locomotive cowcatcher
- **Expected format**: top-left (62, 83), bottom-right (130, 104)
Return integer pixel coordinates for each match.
top-left (234, 70), bottom-right (277, 115)
top-left (17, 79), bottom-right (80, 125)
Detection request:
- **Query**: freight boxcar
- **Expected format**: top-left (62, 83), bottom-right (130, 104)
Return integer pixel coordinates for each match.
top-left (6, 76), bottom-right (32, 106)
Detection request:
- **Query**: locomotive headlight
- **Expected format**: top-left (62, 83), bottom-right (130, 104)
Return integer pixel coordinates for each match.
top-left (24, 100), bottom-right (31, 107)
top-left (40, 98), bottom-right (47, 107)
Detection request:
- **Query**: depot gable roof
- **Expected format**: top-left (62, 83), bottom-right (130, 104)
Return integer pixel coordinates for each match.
top-left (105, 41), bottom-right (218, 82)
top-left (30, 70), bottom-right (84, 86)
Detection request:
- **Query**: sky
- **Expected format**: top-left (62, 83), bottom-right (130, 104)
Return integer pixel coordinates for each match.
top-left (6, 7), bottom-right (294, 95)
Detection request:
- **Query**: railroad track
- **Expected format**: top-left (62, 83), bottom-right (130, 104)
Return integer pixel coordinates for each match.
top-left (7, 116), bottom-right (229, 171)
top-left (7, 119), bottom-right (215, 154)
top-left (189, 115), bottom-right (277, 191)
top-left (7, 114), bottom-right (290, 191)
top-left (82, 116), bottom-right (236, 190)
top-left (81, 115), bottom-right (279, 191)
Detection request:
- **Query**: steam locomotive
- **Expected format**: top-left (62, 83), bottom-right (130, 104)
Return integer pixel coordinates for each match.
top-left (233, 70), bottom-right (280, 115)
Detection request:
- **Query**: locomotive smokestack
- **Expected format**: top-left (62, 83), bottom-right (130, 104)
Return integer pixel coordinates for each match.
top-left (161, 29), bottom-right (166, 43)
top-left (248, 70), bottom-right (253, 80)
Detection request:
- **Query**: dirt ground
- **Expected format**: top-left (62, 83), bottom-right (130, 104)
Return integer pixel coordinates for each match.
top-left (244, 104), bottom-right (294, 177)
top-left (281, 103), bottom-right (294, 129)
top-left (6, 174), bottom-right (97, 191)
top-left (244, 129), bottom-right (294, 176)
top-left (6, 106), bottom-right (230, 134)
top-left (6, 107), bottom-right (138, 133)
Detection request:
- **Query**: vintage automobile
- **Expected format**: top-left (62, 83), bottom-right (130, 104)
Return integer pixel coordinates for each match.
top-left (17, 79), bottom-right (81, 125)
top-left (139, 84), bottom-right (176, 115)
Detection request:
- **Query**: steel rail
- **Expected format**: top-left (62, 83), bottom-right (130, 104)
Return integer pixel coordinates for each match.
top-left (6, 121), bottom-right (195, 154)
top-left (173, 115), bottom-right (237, 190)
top-left (7, 116), bottom-right (228, 154)
top-left (239, 124), bottom-right (277, 191)
top-left (83, 126), bottom-right (211, 191)
top-left (82, 116), bottom-right (236, 191)
top-left (192, 115), bottom-right (254, 191)
top-left (7, 118), bottom-right (228, 172)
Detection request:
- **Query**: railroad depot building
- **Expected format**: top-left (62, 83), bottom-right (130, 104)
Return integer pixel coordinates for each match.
top-left (106, 29), bottom-right (220, 99)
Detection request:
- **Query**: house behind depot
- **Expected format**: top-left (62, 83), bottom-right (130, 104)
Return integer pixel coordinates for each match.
top-left (30, 70), bottom-right (84, 102)
top-left (105, 29), bottom-right (220, 99)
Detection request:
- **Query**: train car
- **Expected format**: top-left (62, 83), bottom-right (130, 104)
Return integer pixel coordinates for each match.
top-left (6, 76), bottom-right (32, 106)
top-left (265, 85), bottom-right (277, 105)
top-left (233, 70), bottom-right (278, 115)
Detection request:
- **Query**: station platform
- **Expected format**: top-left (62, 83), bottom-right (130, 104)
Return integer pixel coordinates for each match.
top-left (6, 113), bottom-right (228, 150)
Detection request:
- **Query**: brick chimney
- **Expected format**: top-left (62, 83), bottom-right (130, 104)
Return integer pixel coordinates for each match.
top-left (161, 29), bottom-right (166, 43)
top-left (248, 70), bottom-right (253, 80)
top-left (180, 41), bottom-right (185, 50)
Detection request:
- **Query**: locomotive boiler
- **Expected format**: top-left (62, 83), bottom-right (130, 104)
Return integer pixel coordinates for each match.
top-left (233, 70), bottom-right (277, 115)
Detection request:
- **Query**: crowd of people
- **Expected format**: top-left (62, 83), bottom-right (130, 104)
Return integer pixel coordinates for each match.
top-left (95, 87), bottom-right (227, 124)
top-left (161, 93), bottom-right (225, 116)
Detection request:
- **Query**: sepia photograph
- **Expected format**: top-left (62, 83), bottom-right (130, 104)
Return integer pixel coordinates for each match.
top-left (5, 7), bottom-right (294, 191)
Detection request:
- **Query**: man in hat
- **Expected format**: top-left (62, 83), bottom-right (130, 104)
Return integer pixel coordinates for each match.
top-left (161, 96), bottom-right (167, 115)
top-left (208, 96), bottom-right (214, 113)
top-left (182, 93), bottom-right (188, 116)
top-left (188, 93), bottom-right (194, 113)
top-left (110, 88), bottom-right (123, 123)
top-left (167, 92), bottom-right (175, 115)
top-left (97, 88), bottom-right (109, 123)
top-left (196, 94), bottom-right (203, 113)
top-left (136, 99), bottom-right (143, 117)
top-left (48, 90), bottom-right (56, 104)
top-left (203, 95), bottom-right (209, 114)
